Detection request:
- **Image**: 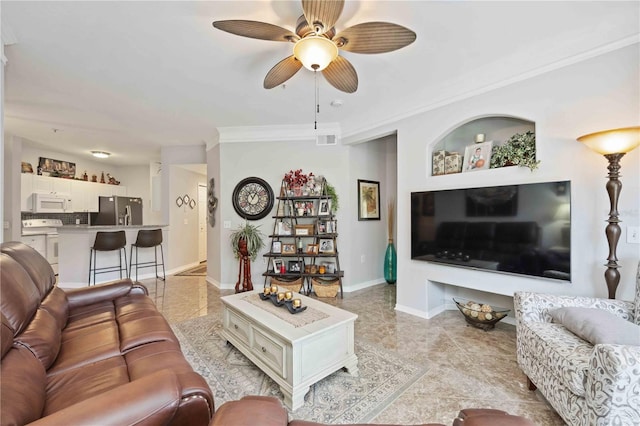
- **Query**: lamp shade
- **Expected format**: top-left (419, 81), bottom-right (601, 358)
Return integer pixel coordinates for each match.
top-left (577, 126), bottom-right (640, 155)
top-left (293, 36), bottom-right (338, 71)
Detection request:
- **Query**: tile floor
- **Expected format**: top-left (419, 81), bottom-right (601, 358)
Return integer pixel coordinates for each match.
top-left (141, 274), bottom-right (565, 425)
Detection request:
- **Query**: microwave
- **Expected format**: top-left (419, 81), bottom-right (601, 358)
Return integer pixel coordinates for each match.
top-left (32, 193), bottom-right (72, 213)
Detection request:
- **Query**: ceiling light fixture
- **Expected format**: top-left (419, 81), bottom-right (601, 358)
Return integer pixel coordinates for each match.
top-left (293, 35), bottom-right (338, 71)
top-left (91, 151), bottom-right (110, 159)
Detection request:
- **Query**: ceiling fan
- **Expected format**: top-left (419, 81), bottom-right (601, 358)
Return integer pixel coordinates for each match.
top-left (212, 0), bottom-right (416, 93)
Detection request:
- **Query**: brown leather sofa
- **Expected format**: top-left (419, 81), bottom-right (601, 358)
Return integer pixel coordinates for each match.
top-left (210, 395), bottom-right (536, 426)
top-left (0, 241), bottom-right (214, 426)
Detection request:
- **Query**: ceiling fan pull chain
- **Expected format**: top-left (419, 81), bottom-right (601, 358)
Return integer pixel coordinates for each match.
top-left (314, 70), bottom-right (319, 130)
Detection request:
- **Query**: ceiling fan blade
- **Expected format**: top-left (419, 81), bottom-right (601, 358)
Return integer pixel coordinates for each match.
top-left (301, 0), bottom-right (344, 35)
top-left (264, 56), bottom-right (303, 89)
top-left (322, 56), bottom-right (358, 93)
top-left (333, 22), bottom-right (416, 54)
top-left (212, 20), bottom-right (298, 42)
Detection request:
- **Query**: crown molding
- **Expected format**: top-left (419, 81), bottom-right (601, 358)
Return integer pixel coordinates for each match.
top-left (217, 122), bottom-right (341, 144)
top-left (342, 35), bottom-right (640, 144)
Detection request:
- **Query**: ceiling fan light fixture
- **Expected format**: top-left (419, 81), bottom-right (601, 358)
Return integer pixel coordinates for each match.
top-left (91, 151), bottom-right (110, 159)
top-left (293, 36), bottom-right (338, 71)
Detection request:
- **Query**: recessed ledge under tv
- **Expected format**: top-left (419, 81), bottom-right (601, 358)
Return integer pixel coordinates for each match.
top-left (411, 181), bottom-right (571, 281)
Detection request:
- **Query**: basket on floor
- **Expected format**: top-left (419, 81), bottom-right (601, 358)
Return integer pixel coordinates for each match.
top-left (311, 277), bottom-right (340, 298)
top-left (270, 277), bottom-right (303, 293)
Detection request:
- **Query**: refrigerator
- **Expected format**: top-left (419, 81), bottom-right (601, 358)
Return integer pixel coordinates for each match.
top-left (93, 196), bottom-right (143, 226)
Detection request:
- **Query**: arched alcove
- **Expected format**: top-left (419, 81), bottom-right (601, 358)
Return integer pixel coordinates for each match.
top-left (431, 115), bottom-right (535, 176)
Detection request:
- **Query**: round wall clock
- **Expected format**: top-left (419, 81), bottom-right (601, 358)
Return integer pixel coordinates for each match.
top-left (232, 177), bottom-right (274, 220)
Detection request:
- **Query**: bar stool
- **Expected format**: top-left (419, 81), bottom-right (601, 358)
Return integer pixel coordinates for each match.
top-left (88, 231), bottom-right (127, 286)
top-left (129, 229), bottom-right (165, 282)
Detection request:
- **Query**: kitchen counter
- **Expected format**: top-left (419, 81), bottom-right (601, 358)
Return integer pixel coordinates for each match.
top-left (57, 225), bottom-right (168, 287)
top-left (58, 224), bottom-right (168, 232)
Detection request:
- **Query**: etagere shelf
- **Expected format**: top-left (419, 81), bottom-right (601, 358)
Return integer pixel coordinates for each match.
top-left (263, 180), bottom-right (343, 298)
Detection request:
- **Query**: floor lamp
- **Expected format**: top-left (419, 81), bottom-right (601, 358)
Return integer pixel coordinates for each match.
top-left (577, 126), bottom-right (640, 299)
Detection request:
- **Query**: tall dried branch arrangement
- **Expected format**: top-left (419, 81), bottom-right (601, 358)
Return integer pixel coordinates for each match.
top-left (387, 199), bottom-right (395, 242)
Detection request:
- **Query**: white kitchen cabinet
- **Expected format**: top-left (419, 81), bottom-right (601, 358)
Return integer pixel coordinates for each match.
top-left (32, 175), bottom-right (71, 194)
top-left (21, 174), bottom-right (34, 211)
top-left (70, 180), bottom-right (89, 212)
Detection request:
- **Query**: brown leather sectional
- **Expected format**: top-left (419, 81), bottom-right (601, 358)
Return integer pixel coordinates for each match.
top-left (210, 395), bottom-right (536, 426)
top-left (1, 241), bottom-right (535, 426)
top-left (0, 242), bottom-right (214, 425)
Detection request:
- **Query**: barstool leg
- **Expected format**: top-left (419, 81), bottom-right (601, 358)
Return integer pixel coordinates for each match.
top-left (135, 246), bottom-right (139, 281)
top-left (89, 248), bottom-right (93, 286)
top-left (128, 245), bottom-right (133, 279)
top-left (123, 247), bottom-right (128, 279)
top-left (159, 244), bottom-right (166, 281)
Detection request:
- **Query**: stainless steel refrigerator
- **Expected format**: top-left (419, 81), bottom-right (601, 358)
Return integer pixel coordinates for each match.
top-left (93, 196), bottom-right (143, 226)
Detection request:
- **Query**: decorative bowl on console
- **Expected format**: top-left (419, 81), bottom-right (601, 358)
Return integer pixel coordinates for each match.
top-left (453, 297), bottom-right (510, 331)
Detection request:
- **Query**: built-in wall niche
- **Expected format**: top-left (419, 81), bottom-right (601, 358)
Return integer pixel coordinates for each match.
top-left (431, 116), bottom-right (535, 176)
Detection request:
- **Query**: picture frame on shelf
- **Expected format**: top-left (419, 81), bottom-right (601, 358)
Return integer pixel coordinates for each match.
top-left (271, 241), bottom-right (282, 254)
top-left (321, 260), bottom-right (336, 274)
top-left (287, 260), bottom-right (303, 273)
top-left (325, 220), bottom-right (336, 233)
top-left (294, 224), bottom-right (314, 236)
top-left (316, 220), bottom-right (326, 234)
top-left (306, 244), bottom-right (319, 255)
top-left (462, 141), bottom-right (493, 173)
top-left (318, 199), bottom-right (331, 216)
top-left (282, 243), bottom-right (296, 254)
top-left (357, 179), bottom-right (380, 220)
top-left (272, 258), bottom-right (283, 273)
top-left (319, 238), bottom-right (335, 254)
top-left (277, 221), bottom-right (292, 235)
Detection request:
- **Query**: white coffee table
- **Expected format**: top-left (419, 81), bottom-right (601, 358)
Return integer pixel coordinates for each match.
top-left (220, 290), bottom-right (358, 409)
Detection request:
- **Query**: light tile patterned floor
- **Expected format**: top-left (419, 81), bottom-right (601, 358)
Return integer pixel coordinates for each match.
top-left (141, 274), bottom-right (565, 425)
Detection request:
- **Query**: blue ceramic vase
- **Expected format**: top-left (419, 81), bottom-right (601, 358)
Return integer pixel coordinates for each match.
top-left (384, 240), bottom-right (397, 284)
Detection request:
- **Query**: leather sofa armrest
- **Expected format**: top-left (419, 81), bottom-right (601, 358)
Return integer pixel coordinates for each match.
top-left (453, 409), bottom-right (535, 426)
top-left (62, 279), bottom-right (139, 309)
top-left (210, 396), bottom-right (287, 426)
top-left (27, 370), bottom-right (183, 426)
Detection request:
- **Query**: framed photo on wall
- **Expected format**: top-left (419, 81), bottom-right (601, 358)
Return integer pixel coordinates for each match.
top-left (357, 179), bottom-right (380, 220)
top-left (462, 141), bottom-right (493, 173)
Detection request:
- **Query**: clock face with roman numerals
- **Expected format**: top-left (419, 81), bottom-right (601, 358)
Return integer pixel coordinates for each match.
top-left (232, 177), bottom-right (274, 220)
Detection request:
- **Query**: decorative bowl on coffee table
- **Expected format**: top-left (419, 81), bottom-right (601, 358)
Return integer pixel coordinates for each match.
top-left (453, 297), bottom-right (510, 331)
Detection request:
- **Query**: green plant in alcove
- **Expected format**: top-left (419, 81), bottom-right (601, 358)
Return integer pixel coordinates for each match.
top-left (490, 131), bottom-right (540, 171)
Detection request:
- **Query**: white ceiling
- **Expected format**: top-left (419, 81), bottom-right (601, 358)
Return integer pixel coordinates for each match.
top-left (3, 1), bottom-right (639, 166)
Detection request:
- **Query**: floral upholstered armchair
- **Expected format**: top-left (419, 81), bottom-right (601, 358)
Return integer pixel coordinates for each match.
top-left (514, 262), bottom-right (640, 426)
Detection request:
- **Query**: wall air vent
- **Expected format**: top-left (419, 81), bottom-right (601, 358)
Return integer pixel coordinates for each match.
top-left (316, 133), bottom-right (339, 146)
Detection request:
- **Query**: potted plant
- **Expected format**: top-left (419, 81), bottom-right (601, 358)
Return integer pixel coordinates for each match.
top-left (230, 221), bottom-right (265, 261)
top-left (489, 131), bottom-right (540, 171)
top-left (324, 181), bottom-right (339, 213)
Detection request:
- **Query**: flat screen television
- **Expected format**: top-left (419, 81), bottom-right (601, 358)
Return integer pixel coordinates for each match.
top-left (411, 181), bottom-right (571, 281)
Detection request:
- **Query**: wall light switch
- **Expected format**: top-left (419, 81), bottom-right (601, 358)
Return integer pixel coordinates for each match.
top-left (223, 220), bottom-right (231, 229)
top-left (628, 226), bottom-right (640, 244)
top-left (360, 254), bottom-right (366, 263)
top-left (3, 221), bottom-right (9, 230)
top-left (184, 218), bottom-right (188, 225)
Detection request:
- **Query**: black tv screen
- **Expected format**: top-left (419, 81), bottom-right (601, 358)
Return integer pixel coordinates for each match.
top-left (411, 181), bottom-right (571, 281)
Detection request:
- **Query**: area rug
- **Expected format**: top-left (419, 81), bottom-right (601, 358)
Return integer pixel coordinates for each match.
top-left (175, 263), bottom-right (207, 276)
top-left (172, 314), bottom-right (428, 424)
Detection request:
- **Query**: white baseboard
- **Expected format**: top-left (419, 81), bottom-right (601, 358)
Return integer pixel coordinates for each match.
top-left (344, 278), bottom-right (386, 293)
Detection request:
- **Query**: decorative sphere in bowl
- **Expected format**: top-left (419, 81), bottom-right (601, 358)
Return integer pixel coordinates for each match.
top-left (453, 297), bottom-right (510, 331)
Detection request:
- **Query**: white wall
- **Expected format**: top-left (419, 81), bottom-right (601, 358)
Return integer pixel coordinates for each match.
top-left (217, 139), bottom-right (351, 289)
top-left (347, 134), bottom-right (398, 288)
top-left (379, 44), bottom-right (639, 317)
top-left (206, 143), bottom-right (222, 286)
top-left (167, 164), bottom-right (206, 270)
top-left (117, 164), bottom-right (163, 225)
